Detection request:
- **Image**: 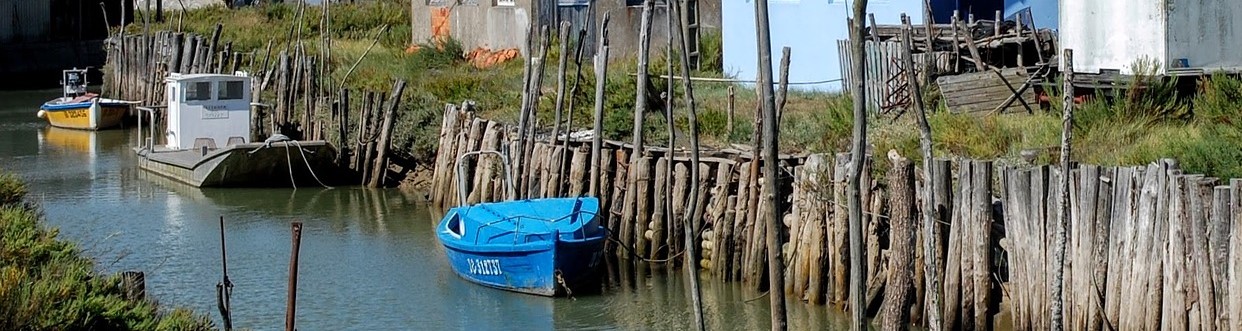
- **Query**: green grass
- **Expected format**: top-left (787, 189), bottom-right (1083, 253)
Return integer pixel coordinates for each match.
top-left (122, 3), bottom-right (1242, 179)
top-left (0, 173), bottom-right (214, 330)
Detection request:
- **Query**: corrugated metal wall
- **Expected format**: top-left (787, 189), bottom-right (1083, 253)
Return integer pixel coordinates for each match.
top-left (1, 0), bottom-right (52, 43)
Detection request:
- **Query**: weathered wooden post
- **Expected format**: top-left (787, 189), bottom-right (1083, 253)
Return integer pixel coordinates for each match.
top-left (847, 0), bottom-right (871, 329)
top-left (369, 80), bottom-right (406, 188)
top-left (1051, 48), bottom-right (1074, 331)
top-left (672, 1), bottom-right (706, 328)
top-left (590, 13), bottom-right (611, 198)
top-left (285, 221), bottom-right (303, 331)
top-left (620, 0), bottom-right (655, 258)
top-left (775, 47), bottom-right (790, 122)
top-left (752, 0), bottom-right (788, 329)
top-left (882, 151), bottom-right (916, 330)
top-left (551, 22), bottom-right (571, 190)
top-left (902, 13), bottom-right (942, 331)
top-left (216, 216), bottom-right (234, 331)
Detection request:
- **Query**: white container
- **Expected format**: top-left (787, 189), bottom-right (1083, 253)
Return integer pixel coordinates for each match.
top-left (164, 73), bottom-right (252, 150)
top-left (1060, 0), bottom-right (1242, 75)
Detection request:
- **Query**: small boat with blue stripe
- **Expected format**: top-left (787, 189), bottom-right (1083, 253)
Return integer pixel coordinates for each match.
top-left (36, 68), bottom-right (132, 130)
top-left (436, 151), bottom-right (607, 296)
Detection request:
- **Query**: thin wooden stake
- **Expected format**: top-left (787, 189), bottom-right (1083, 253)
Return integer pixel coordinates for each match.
top-left (672, 1), bottom-right (706, 328)
top-left (776, 47), bottom-right (790, 124)
top-left (847, 1), bottom-right (870, 329)
top-left (902, 14), bottom-right (943, 331)
top-left (753, 0), bottom-right (788, 329)
top-left (285, 221), bottom-right (303, 331)
top-left (1051, 48), bottom-right (1074, 331)
top-left (551, 22), bottom-right (572, 188)
top-left (590, 13), bottom-right (611, 198)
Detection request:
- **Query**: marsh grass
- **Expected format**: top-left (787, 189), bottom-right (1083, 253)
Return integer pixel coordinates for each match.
top-left (0, 174), bottom-right (214, 330)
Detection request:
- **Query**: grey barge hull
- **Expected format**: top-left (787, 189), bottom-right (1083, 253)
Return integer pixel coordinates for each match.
top-left (135, 141), bottom-right (341, 188)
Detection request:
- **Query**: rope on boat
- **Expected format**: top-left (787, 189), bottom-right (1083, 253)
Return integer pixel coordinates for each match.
top-left (249, 134), bottom-right (333, 189)
top-left (603, 225), bottom-right (707, 264)
top-left (554, 270), bottom-right (575, 301)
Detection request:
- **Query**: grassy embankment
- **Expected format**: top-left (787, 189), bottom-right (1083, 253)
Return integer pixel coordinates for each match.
top-left (0, 172), bottom-right (215, 330)
top-left (131, 1), bottom-right (1242, 179)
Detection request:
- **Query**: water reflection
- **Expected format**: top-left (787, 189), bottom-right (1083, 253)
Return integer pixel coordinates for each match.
top-left (2, 88), bottom-right (850, 330)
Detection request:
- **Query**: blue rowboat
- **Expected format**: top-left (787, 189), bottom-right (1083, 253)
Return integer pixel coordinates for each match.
top-left (437, 197), bottom-right (606, 296)
top-left (436, 151), bottom-right (607, 296)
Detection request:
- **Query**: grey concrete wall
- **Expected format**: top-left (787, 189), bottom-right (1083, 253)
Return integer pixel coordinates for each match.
top-left (409, 0), bottom-right (721, 60)
top-left (593, 0), bottom-right (720, 59)
top-left (411, 0), bottom-right (533, 53)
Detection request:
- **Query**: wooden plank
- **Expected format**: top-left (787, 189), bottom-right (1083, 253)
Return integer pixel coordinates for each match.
top-left (971, 160), bottom-right (993, 331)
top-left (1210, 185), bottom-right (1231, 331)
top-left (1189, 177), bottom-right (1218, 331)
top-left (1162, 175), bottom-right (1189, 331)
top-left (942, 159), bottom-right (969, 331)
top-left (1229, 179), bottom-right (1242, 331)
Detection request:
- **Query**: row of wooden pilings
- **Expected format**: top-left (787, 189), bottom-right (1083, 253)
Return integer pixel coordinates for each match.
top-left (431, 105), bottom-right (1242, 330)
top-left (104, 29), bottom-right (407, 187)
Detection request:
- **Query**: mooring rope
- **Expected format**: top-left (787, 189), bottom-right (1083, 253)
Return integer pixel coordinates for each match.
top-left (250, 134), bottom-right (332, 189)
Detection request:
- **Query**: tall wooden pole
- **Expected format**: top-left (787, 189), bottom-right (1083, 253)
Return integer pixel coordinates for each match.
top-left (551, 21), bottom-right (571, 164)
top-left (515, 23), bottom-right (537, 197)
top-left (1051, 48), bottom-right (1074, 331)
top-left (285, 222), bottom-right (304, 331)
top-left (589, 13), bottom-right (611, 198)
top-left (902, 14), bottom-right (942, 331)
top-left (847, 0), bottom-right (871, 330)
top-left (672, 3), bottom-right (705, 329)
top-left (622, 0), bottom-right (655, 248)
top-left (663, 0), bottom-right (677, 266)
top-left (752, 0), bottom-right (787, 329)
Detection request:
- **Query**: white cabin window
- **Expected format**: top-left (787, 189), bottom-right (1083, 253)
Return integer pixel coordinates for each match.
top-left (218, 81), bottom-right (245, 100)
top-left (496, 0), bottom-right (515, 6)
top-left (186, 82), bottom-right (213, 101)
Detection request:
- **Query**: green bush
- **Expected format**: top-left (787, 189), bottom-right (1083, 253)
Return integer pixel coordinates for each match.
top-left (1192, 73), bottom-right (1242, 127)
top-left (0, 173), bottom-right (26, 207)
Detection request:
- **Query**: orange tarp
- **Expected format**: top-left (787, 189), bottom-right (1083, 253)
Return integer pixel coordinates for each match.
top-left (466, 47), bottom-right (520, 69)
top-left (431, 8), bottom-right (451, 46)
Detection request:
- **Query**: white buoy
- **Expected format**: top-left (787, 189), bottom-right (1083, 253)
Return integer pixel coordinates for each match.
top-left (36, 110), bottom-right (47, 119)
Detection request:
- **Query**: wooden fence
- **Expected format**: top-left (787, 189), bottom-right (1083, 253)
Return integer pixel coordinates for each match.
top-left (431, 106), bottom-right (1242, 330)
top-left (104, 29), bottom-right (407, 187)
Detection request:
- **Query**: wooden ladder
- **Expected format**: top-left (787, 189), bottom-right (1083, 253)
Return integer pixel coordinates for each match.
top-left (678, 0), bottom-right (702, 70)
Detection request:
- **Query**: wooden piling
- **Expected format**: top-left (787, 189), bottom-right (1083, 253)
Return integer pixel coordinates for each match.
top-left (368, 80), bottom-right (406, 188)
top-left (882, 152), bottom-right (915, 331)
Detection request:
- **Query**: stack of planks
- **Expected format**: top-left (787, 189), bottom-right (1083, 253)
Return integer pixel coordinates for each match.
top-left (936, 67), bottom-right (1036, 115)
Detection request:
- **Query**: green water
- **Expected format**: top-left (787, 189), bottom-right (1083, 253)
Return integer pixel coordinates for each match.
top-left (0, 89), bottom-right (846, 330)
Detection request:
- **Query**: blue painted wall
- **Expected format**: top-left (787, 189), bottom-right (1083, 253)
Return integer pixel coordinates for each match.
top-left (1004, 0), bottom-right (1057, 30)
top-left (722, 1), bottom-right (927, 92)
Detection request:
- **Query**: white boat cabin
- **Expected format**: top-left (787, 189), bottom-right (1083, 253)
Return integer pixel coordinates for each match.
top-left (164, 73), bottom-right (251, 150)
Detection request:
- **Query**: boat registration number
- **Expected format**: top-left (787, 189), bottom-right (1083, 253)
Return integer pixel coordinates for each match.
top-left (65, 110), bottom-right (88, 118)
top-left (467, 258), bottom-right (502, 275)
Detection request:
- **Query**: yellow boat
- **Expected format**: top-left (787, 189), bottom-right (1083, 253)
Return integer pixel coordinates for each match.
top-left (35, 68), bottom-right (131, 130)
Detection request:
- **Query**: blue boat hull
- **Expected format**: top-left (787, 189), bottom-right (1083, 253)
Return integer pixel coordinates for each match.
top-left (436, 197), bottom-right (607, 296)
top-left (441, 235), bottom-right (605, 296)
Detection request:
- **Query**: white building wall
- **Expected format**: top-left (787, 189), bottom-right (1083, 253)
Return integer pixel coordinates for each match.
top-left (1166, 0), bottom-right (1242, 73)
top-left (1060, 0), bottom-right (1166, 75)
